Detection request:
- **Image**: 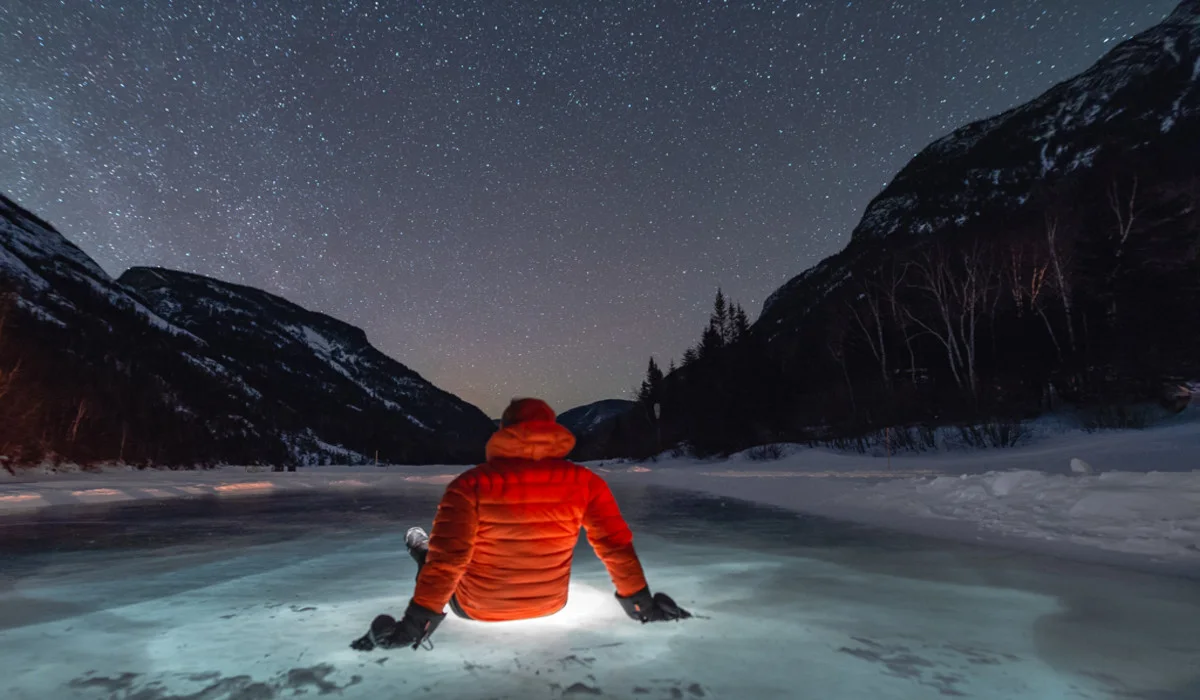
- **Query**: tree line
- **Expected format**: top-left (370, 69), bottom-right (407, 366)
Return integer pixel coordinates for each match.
top-left (578, 159), bottom-right (1200, 459)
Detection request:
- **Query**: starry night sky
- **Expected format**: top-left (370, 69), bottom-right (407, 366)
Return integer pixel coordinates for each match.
top-left (0, 1), bottom-right (1181, 417)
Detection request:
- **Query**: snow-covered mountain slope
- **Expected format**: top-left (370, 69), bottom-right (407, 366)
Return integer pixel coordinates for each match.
top-left (0, 193), bottom-right (491, 467)
top-left (759, 0), bottom-right (1200, 338)
top-left (0, 194), bottom-right (281, 467)
top-left (0, 195), bottom-right (193, 338)
top-left (120, 267), bottom-right (495, 464)
top-left (853, 0), bottom-right (1200, 244)
top-left (557, 399), bottom-right (635, 438)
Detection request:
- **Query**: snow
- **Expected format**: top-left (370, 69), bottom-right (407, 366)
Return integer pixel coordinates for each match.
top-left (0, 243), bottom-right (52, 291)
top-left (299, 324), bottom-right (335, 356)
top-left (181, 353), bottom-right (263, 400)
top-left (76, 273), bottom-right (202, 341)
top-left (0, 205), bottom-right (109, 279)
top-left (406, 413), bottom-right (432, 430)
top-left (1164, 37), bottom-right (1182, 63)
top-left (1067, 145), bottom-right (1100, 171)
top-left (607, 421), bottom-right (1200, 574)
top-left (278, 323), bottom-right (431, 423)
top-left (14, 297), bottom-right (67, 327)
top-left (1039, 142), bottom-right (1059, 175)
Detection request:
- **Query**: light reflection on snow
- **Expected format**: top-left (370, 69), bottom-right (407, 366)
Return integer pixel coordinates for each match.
top-left (0, 493), bottom-right (42, 506)
top-left (402, 474), bottom-right (456, 484)
top-left (70, 488), bottom-right (125, 497)
top-left (213, 481), bottom-right (274, 492)
top-left (453, 583), bottom-right (621, 636)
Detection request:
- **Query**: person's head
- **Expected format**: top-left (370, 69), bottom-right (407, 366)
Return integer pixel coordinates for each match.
top-left (499, 397), bottom-right (557, 428)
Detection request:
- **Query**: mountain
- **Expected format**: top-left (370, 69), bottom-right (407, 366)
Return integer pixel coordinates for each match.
top-left (556, 399), bottom-right (635, 437)
top-left (120, 267), bottom-right (496, 465)
top-left (760, 0), bottom-right (1200, 339)
top-left (852, 0), bottom-right (1200, 246)
top-left (0, 193), bottom-right (272, 466)
top-left (0, 194), bottom-right (492, 467)
top-left (588, 0), bottom-right (1200, 458)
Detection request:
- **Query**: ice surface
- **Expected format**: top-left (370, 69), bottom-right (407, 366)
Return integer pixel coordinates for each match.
top-left (3, 421), bottom-right (1200, 573)
top-left (1, 486), bottom-right (1198, 700)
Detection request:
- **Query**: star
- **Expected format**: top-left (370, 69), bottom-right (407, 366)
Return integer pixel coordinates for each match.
top-left (0, 0), bottom-right (1179, 416)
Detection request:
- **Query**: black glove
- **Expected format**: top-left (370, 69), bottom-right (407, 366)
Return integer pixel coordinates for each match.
top-left (350, 601), bottom-right (446, 651)
top-left (616, 587), bottom-right (692, 623)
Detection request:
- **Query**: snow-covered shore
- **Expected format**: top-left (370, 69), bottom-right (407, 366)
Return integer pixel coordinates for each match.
top-left (2, 422), bottom-right (1198, 575)
top-left (611, 421), bottom-right (1200, 575)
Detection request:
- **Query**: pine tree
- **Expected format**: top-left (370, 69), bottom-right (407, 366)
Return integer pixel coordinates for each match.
top-left (667, 359), bottom-right (677, 375)
top-left (699, 323), bottom-right (723, 357)
top-left (649, 357), bottom-right (664, 382)
top-left (637, 357), bottom-right (665, 404)
top-left (710, 289), bottom-right (729, 341)
top-left (681, 347), bottom-right (699, 367)
top-left (732, 303), bottom-right (750, 341)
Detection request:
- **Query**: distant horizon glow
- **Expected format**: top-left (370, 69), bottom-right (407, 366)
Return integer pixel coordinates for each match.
top-left (0, 0), bottom-right (1179, 416)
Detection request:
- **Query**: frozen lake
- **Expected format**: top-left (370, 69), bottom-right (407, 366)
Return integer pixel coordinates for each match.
top-left (0, 482), bottom-right (1197, 699)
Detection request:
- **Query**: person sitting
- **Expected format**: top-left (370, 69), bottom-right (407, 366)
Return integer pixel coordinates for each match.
top-left (351, 398), bottom-right (690, 651)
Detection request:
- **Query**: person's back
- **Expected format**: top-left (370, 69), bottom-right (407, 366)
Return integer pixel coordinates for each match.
top-left (349, 398), bottom-right (690, 652)
top-left (413, 399), bottom-right (646, 621)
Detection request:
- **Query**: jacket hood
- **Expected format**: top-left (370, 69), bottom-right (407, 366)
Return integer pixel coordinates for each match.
top-left (500, 397), bottom-right (557, 426)
top-left (486, 420), bottom-right (577, 461)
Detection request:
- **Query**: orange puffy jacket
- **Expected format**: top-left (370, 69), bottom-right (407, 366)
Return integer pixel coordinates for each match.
top-left (411, 400), bottom-right (648, 622)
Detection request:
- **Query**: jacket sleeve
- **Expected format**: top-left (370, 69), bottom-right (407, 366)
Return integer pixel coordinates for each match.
top-left (582, 471), bottom-right (648, 597)
top-left (411, 474), bottom-right (479, 612)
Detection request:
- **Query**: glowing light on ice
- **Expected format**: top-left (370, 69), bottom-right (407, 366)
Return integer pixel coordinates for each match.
top-left (451, 584), bottom-right (625, 638)
top-left (213, 481), bottom-right (274, 493)
top-left (70, 488), bottom-right (124, 497)
top-left (402, 474), bottom-right (456, 484)
top-left (0, 493), bottom-right (42, 505)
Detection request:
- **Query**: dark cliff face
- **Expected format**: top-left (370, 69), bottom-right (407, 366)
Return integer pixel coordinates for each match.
top-left (849, 0), bottom-right (1200, 246)
top-left (120, 267), bottom-right (495, 465)
top-left (0, 193), bottom-right (491, 467)
top-left (760, 0), bottom-right (1200, 340)
top-left (0, 193), bottom-right (278, 466)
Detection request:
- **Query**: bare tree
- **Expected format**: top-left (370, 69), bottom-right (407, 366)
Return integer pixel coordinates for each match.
top-left (904, 247), bottom-right (967, 391)
top-left (826, 321), bottom-right (858, 415)
top-left (904, 242), bottom-right (999, 396)
top-left (1101, 177), bottom-right (1145, 323)
top-left (1044, 214), bottom-right (1077, 353)
top-left (1108, 176), bottom-right (1140, 254)
top-left (848, 278), bottom-right (891, 390)
top-left (1005, 241), bottom-right (1063, 362)
top-left (68, 399), bottom-right (88, 443)
top-left (950, 241), bottom-right (1000, 394)
top-left (881, 260), bottom-right (920, 384)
